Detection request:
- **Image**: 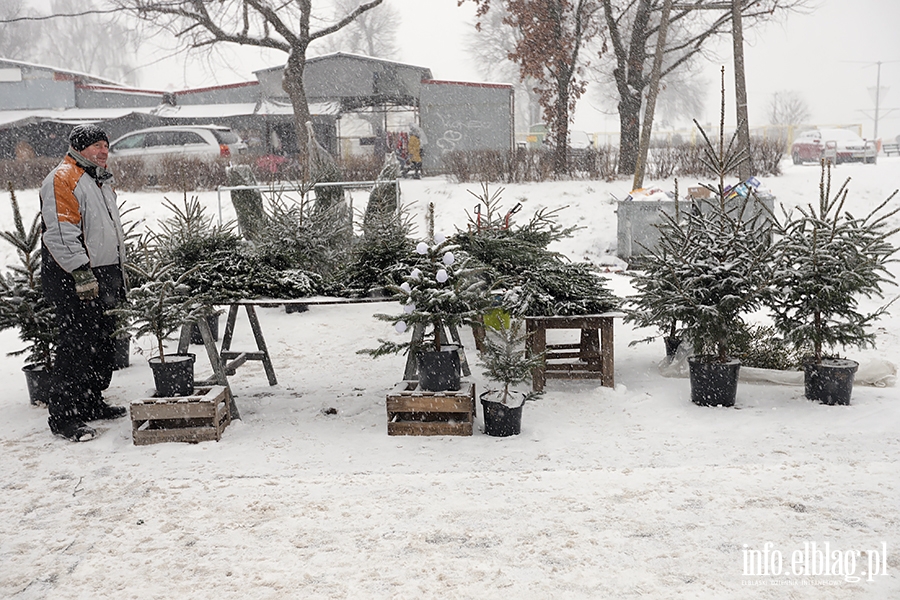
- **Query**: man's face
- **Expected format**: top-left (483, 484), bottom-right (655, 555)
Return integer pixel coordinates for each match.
top-left (80, 140), bottom-right (109, 168)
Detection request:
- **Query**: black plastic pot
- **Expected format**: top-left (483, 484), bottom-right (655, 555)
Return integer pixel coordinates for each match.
top-left (112, 336), bottom-right (130, 370)
top-left (687, 355), bottom-right (741, 407)
top-left (416, 345), bottom-right (461, 392)
top-left (190, 313), bottom-right (220, 344)
top-left (23, 363), bottom-right (52, 406)
top-left (148, 354), bottom-right (195, 397)
top-left (804, 358), bottom-right (858, 405)
top-left (481, 392), bottom-right (525, 437)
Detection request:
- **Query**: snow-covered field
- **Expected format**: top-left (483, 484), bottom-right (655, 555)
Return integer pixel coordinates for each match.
top-left (1, 158), bottom-right (899, 599)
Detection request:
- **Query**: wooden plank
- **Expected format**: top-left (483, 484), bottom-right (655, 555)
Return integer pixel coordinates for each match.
top-left (546, 343), bottom-right (581, 350)
top-left (527, 318), bottom-right (546, 393)
top-left (389, 382), bottom-right (475, 396)
top-left (545, 363), bottom-right (603, 372)
top-left (545, 371), bottom-right (606, 380)
top-left (528, 316), bottom-right (612, 329)
top-left (600, 317), bottom-right (615, 388)
top-left (387, 396), bottom-right (473, 413)
top-left (546, 351), bottom-right (585, 360)
top-left (388, 421), bottom-right (473, 436)
top-left (222, 352), bottom-right (249, 374)
top-left (233, 296), bottom-right (392, 307)
top-left (133, 425), bottom-right (221, 446)
top-left (130, 402), bottom-right (220, 421)
top-left (245, 305), bottom-right (278, 386)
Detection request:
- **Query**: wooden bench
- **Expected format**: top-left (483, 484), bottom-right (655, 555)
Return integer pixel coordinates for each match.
top-left (883, 143), bottom-right (900, 156)
top-left (525, 313), bottom-right (624, 392)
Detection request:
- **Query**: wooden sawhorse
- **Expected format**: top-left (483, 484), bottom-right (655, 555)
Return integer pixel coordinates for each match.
top-left (177, 313), bottom-right (241, 420)
top-left (525, 313), bottom-right (624, 392)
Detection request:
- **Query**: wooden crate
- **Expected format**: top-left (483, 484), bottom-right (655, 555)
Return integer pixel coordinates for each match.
top-left (386, 381), bottom-right (475, 436)
top-left (130, 385), bottom-right (231, 446)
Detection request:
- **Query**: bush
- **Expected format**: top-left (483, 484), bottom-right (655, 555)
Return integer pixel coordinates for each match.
top-left (0, 157), bottom-right (60, 190)
top-left (444, 146), bottom-right (619, 183)
top-left (339, 154), bottom-right (382, 182)
top-left (108, 157), bottom-right (147, 192)
top-left (673, 137), bottom-right (782, 179)
top-left (157, 156), bottom-right (227, 191)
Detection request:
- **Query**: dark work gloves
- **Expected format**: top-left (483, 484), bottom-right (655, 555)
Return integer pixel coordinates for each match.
top-left (72, 266), bottom-right (99, 301)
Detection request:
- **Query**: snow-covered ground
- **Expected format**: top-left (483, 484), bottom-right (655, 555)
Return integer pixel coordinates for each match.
top-left (1, 158), bottom-right (899, 599)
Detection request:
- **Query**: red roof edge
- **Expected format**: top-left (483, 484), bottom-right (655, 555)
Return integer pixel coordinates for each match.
top-left (176, 81), bottom-right (260, 95)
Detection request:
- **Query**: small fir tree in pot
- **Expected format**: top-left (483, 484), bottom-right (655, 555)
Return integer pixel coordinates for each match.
top-left (0, 184), bottom-right (57, 403)
top-left (767, 163), bottom-right (898, 405)
top-left (113, 232), bottom-right (209, 397)
top-left (364, 204), bottom-right (491, 391)
top-left (478, 319), bottom-right (544, 437)
top-left (630, 73), bottom-right (774, 406)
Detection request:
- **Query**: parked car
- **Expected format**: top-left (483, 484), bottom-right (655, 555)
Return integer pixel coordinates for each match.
top-left (790, 128), bottom-right (877, 165)
top-left (108, 125), bottom-right (248, 171)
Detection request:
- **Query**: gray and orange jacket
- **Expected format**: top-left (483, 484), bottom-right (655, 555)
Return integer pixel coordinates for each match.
top-left (40, 152), bottom-right (126, 307)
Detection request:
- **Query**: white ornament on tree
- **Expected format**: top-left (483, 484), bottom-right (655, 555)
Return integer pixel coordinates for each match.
top-left (395, 321), bottom-right (407, 334)
top-left (415, 242), bottom-right (429, 255)
top-left (436, 269), bottom-right (449, 283)
top-left (400, 282), bottom-right (411, 294)
top-left (434, 232), bottom-right (446, 245)
top-left (443, 251), bottom-right (455, 266)
top-left (410, 268), bottom-right (422, 280)
top-left (403, 302), bottom-right (416, 314)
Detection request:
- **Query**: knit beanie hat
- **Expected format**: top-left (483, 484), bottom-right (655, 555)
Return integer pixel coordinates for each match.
top-left (69, 124), bottom-right (109, 152)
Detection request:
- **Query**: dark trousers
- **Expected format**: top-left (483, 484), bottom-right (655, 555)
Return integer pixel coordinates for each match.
top-left (47, 298), bottom-right (115, 431)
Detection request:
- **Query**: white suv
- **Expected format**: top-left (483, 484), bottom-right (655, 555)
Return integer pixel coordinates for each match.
top-left (108, 125), bottom-right (247, 170)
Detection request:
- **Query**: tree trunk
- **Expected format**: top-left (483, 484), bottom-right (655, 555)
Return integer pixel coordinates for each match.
top-left (611, 0), bottom-right (653, 177)
top-left (617, 93), bottom-right (642, 176)
top-left (552, 76), bottom-right (570, 175)
top-left (282, 48), bottom-right (312, 170)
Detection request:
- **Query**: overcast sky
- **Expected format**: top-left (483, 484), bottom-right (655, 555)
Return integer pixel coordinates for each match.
top-left (31, 0), bottom-right (900, 141)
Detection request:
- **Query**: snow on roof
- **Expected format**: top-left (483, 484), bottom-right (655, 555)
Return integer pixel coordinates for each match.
top-left (150, 100), bottom-right (340, 118)
top-left (0, 57), bottom-right (124, 87)
top-left (254, 52), bottom-right (433, 75)
top-left (0, 107), bottom-right (154, 129)
top-left (0, 100), bottom-right (341, 129)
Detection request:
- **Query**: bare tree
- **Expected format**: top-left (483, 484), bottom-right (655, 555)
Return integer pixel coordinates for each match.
top-left (313, 0), bottom-right (400, 59)
top-left (601, 0), bottom-right (810, 176)
top-left (109, 0), bottom-right (385, 164)
top-left (0, 1), bottom-right (40, 61)
top-left (33, 0), bottom-right (140, 84)
top-left (463, 0), bottom-right (603, 176)
top-left (768, 90), bottom-right (810, 126)
top-left (463, 4), bottom-right (542, 133)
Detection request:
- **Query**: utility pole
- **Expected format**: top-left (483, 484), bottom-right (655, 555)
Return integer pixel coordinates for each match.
top-left (844, 59), bottom-right (899, 141)
top-left (874, 60), bottom-right (881, 140)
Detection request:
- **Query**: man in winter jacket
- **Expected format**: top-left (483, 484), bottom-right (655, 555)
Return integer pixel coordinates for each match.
top-left (40, 124), bottom-right (127, 442)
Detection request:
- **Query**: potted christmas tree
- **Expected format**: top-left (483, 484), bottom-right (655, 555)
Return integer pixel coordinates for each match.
top-left (114, 232), bottom-right (209, 397)
top-left (630, 79), bottom-right (774, 407)
top-left (767, 163), bottom-right (898, 405)
top-left (0, 184), bottom-right (56, 404)
top-left (365, 204), bottom-right (491, 391)
top-left (478, 318), bottom-right (543, 437)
